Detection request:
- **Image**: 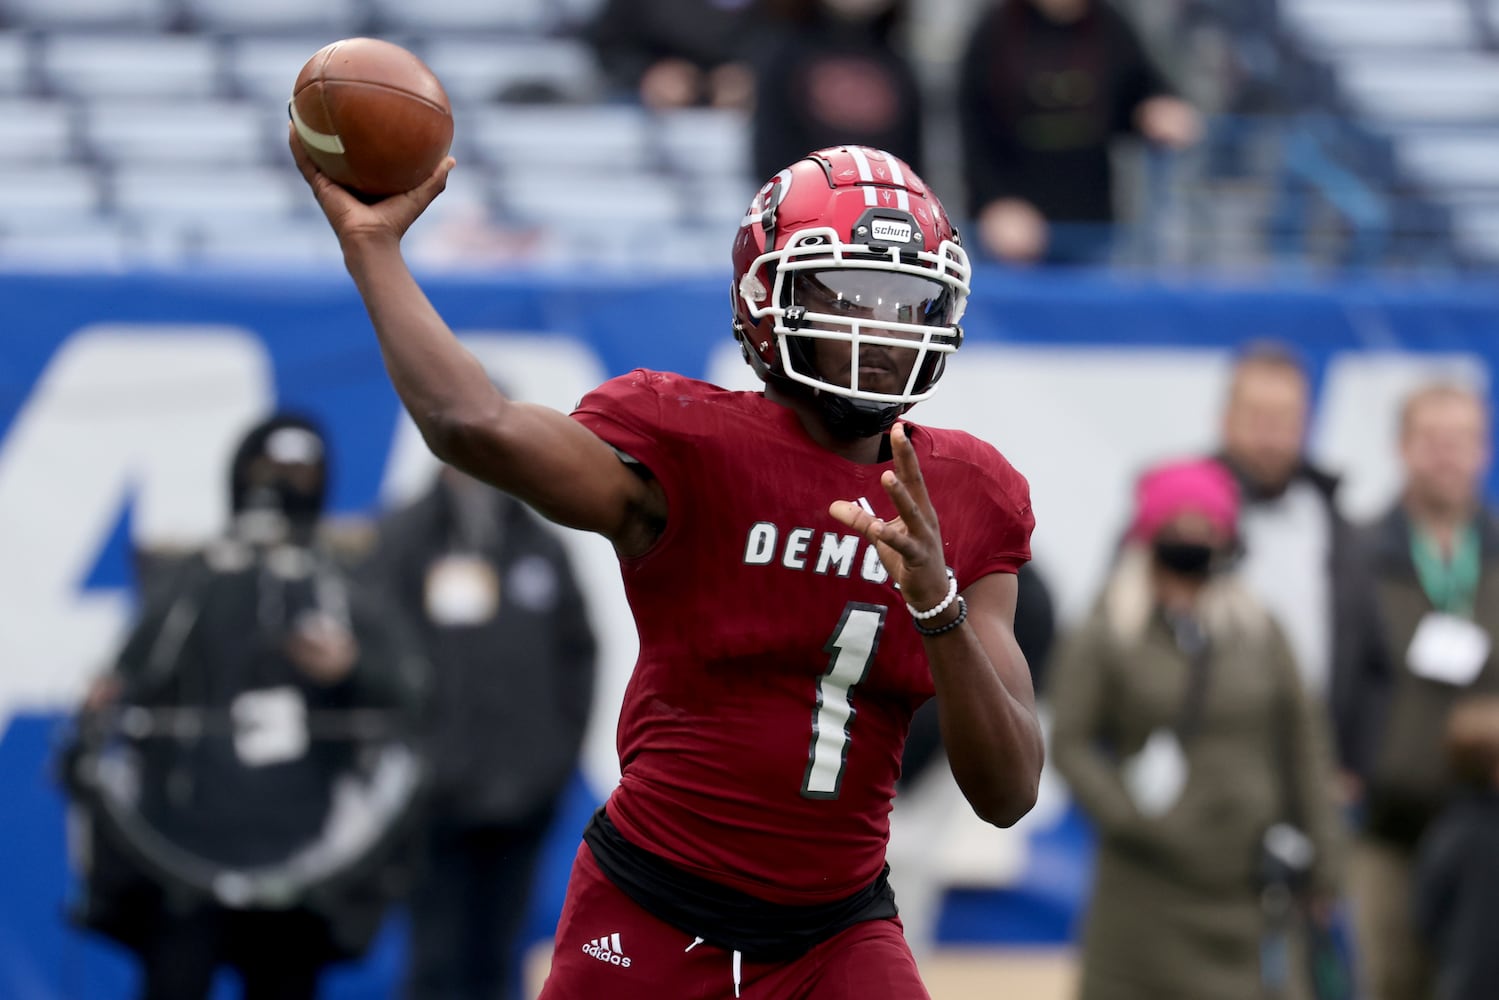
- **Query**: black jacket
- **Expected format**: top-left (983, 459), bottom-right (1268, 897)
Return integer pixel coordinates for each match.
top-left (752, 18), bottom-right (924, 183)
top-left (587, 0), bottom-right (760, 92)
top-left (366, 482), bottom-right (597, 828)
top-left (959, 0), bottom-right (1174, 223)
top-left (1357, 505), bottom-right (1499, 848)
top-left (67, 541), bottom-right (429, 959)
top-left (1414, 790), bottom-right (1499, 1000)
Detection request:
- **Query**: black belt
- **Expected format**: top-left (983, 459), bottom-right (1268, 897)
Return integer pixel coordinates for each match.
top-left (582, 807), bottom-right (897, 962)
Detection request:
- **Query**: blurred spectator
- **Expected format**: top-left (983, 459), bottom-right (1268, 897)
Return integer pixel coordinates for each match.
top-left (1215, 343), bottom-right (1389, 780)
top-left (1413, 696), bottom-right (1499, 1000)
top-left (752, 0), bottom-right (925, 183)
top-left (957, 0), bottom-right (1201, 266)
top-left (1050, 457), bottom-right (1341, 999)
top-left (1466, 0), bottom-right (1499, 53)
top-left (586, 0), bottom-right (760, 110)
top-left (1348, 382), bottom-right (1499, 1000)
top-left (365, 465), bottom-right (597, 1000)
top-left (64, 413), bottom-right (428, 1000)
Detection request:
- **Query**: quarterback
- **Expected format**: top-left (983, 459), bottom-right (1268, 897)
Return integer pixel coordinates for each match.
top-left (292, 133), bottom-right (1043, 999)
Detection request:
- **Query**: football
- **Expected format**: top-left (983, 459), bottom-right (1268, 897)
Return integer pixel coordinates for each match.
top-left (290, 38), bottom-right (453, 198)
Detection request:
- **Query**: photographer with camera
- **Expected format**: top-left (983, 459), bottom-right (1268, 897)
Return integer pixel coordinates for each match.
top-left (1049, 457), bottom-right (1342, 1000)
top-left (64, 413), bottom-right (429, 1000)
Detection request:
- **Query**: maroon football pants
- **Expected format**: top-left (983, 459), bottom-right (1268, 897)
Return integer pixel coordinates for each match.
top-left (537, 844), bottom-right (931, 1000)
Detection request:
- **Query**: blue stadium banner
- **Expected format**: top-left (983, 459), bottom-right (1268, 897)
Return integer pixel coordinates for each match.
top-left (2, 266), bottom-right (1498, 998)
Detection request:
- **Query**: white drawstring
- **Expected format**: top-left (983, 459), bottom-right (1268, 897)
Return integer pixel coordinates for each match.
top-left (683, 936), bottom-right (742, 997)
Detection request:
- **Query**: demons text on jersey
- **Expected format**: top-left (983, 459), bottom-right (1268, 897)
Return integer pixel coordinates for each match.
top-left (742, 521), bottom-right (890, 584)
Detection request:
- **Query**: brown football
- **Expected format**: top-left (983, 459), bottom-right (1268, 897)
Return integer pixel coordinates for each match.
top-left (290, 38), bottom-right (453, 198)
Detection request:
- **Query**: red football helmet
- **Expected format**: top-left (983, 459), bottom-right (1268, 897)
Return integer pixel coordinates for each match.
top-left (731, 145), bottom-right (970, 436)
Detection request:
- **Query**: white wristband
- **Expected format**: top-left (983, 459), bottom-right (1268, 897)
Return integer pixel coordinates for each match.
top-left (907, 568), bottom-right (958, 620)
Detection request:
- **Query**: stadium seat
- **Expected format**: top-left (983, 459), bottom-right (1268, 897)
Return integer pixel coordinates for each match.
top-left (534, 221), bottom-right (724, 273)
top-left (1451, 205), bottom-right (1499, 260)
top-left (469, 106), bottom-right (653, 170)
top-left (0, 219), bottom-right (135, 267)
top-left (499, 168), bottom-right (683, 227)
top-left (1338, 57), bottom-right (1499, 124)
top-left (2, 0), bottom-right (174, 31)
top-left (1395, 134), bottom-right (1499, 190)
top-left (228, 36), bottom-right (330, 104)
top-left (0, 165), bottom-right (101, 228)
top-left (0, 32), bottom-right (32, 95)
top-left (39, 34), bottom-right (223, 100)
top-left (180, 0), bottom-right (368, 36)
top-left (367, 0), bottom-right (553, 35)
top-left (85, 100), bottom-right (273, 166)
top-left (687, 175), bottom-right (759, 233)
top-left (422, 37), bottom-right (601, 104)
top-left (111, 165), bottom-right (300, 224)
top-left (419, 164), bottom-right (493, 213)
top-left (656, 109), bottom-right (752, 178)
top-left (0, 99), bottom-right (76, 163)
top-left (189, 220), bottom-right (345, 266)
top-left (1280, 0), bottom-right (1472, 53)
top-left (652, 225), bottom-right (733, 272)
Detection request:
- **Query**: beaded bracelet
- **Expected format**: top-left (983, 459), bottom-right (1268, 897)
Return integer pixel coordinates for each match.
top-left (907, 567), bottom-right (958, 621)
top-left (913, 596), bottom-right (968, 637)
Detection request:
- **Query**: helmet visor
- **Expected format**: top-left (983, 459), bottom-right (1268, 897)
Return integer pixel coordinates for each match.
top-left (789, 269), bottom-right (958, 332)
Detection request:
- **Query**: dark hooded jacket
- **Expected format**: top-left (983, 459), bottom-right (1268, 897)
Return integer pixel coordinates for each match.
top-left (65, 414), bottom-right (429, 960)
top-left (364, 477), bottom-right (597, 828)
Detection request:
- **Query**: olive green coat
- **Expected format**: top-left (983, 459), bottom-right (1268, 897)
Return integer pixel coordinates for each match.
top-left (1049, 558), bottom-right (1341, 1000)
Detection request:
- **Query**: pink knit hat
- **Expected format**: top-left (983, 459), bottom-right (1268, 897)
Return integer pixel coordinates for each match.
top-left (1128, 458), bottom-right (1240, 543)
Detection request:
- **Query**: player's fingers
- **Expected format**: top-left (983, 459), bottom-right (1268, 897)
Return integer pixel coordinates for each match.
top-left (890, 423), bottom-right (934, 511)
top-left (287, 123), bottom-right (324, 183)
top-left (287, 124), bottom-right (351, 208)
top-left (829, 499), bottom-right (884, 541)
top-left (880, 469), bottom-right (932, 538)
top-left (399, 156), bottom-right (455, 214)
top-left (828, 499), bottom-right (864, 526)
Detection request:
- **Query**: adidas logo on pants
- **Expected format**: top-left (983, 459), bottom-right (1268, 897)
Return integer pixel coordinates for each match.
top-left (582, 932), bottom-right (633, 968)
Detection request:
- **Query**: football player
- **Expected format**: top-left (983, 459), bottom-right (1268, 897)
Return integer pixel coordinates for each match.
top-left (292, 134), bottom-right (1042, 999)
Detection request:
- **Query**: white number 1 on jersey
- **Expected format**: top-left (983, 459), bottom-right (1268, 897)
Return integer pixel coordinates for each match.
top-left (802, 603), bottom-right (887, 799)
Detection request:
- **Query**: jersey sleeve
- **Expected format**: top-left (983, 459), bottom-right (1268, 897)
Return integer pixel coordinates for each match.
top-left (949, 438), bottom-right (1034, 583)
top-left (569, 369), bottom-right (679, 482)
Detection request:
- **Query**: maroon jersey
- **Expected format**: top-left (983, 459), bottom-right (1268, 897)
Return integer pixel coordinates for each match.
top-left (571, 370), bottom-right (1033, 906)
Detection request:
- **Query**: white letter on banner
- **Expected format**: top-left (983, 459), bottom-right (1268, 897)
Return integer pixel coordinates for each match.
top-left (0, 326), bottom-right (272, 725)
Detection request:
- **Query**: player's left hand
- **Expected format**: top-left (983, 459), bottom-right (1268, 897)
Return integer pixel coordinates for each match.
top-left (829, 423), bottom-right (952, 611)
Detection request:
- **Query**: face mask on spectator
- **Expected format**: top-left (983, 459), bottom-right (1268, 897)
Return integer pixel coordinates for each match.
top-left (1152, 539), bottom-right (1216, 578)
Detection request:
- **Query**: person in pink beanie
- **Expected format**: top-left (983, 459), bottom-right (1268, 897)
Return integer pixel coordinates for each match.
top-left (1129, 457), bottom-right (1239, 543)
top-left (1047, 456), bottom-right (1345, 1000)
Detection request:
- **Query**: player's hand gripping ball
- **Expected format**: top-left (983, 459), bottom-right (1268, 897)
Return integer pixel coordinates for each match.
top-left (290, 38), bottom-right (453, 199)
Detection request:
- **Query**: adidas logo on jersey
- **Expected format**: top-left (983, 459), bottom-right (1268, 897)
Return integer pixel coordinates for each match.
top-left (582, 932), bottom-right (633, 968)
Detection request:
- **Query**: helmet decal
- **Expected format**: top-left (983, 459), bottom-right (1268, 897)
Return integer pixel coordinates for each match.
top-left (739, 167), bottom-right (794, 229)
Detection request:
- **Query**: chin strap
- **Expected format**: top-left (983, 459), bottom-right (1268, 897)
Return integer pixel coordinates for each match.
top-left (817, 393), bottom-right (904, 440)
top-left (738, 317), bottom-right (907, 441)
